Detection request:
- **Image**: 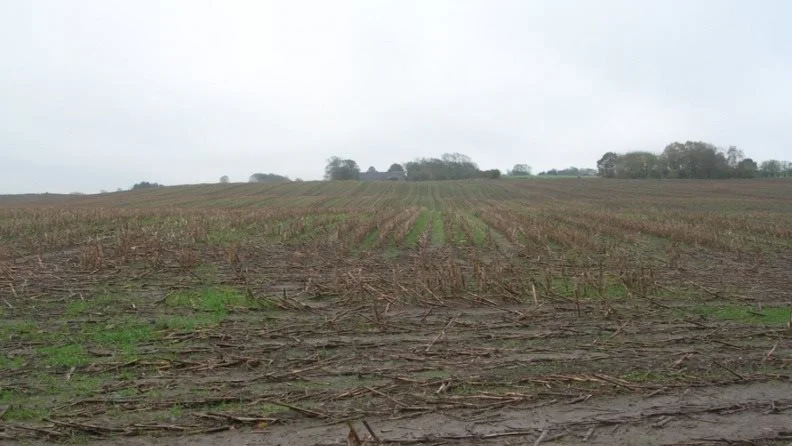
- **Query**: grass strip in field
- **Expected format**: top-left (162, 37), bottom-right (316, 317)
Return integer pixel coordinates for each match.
top-left (694, 305), bottom-right (791, 326)
top-left (462, 213), bottom-right (490, 246)
top-left (89, 319), bottom-right (155, 357)
top-left (37, 344), bottom-right (90, 368)
top-left (165, 287), bottom-right (265, 313)
top-left (430, 210), bottom-right (445, 246)
top-left (358, 228), bottom-right (380, 252)
top-left (403, 210), bottom-right (430, 247)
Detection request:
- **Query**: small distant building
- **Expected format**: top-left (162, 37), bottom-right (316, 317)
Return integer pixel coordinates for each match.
top-left (360, 170), bottom-right (406, 181)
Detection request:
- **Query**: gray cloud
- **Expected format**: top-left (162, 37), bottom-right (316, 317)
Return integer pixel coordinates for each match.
top-left (2, 0), bottom-right (791, 193)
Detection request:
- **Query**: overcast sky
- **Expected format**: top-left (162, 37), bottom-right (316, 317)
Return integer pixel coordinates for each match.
top-left (1, 0), bottom-right (791, 193)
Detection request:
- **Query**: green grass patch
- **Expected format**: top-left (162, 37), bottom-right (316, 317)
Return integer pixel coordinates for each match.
top-left (169, 404), bottom-right (183, 419)
top-left (358, 229), bottom-right (380, 252)
top-left (160, 287), bottom-right (271, 333)
top-left (0, 320), bottom-right (40, 341)
top-left (37, 344), bottom-right (89, 368)
top-left (3, 406), bottom-right (51, 421)
top-left (404, 210), bottom-right (430, 247)
top-left (65, 300), bottom-right (89, 316)
top-left (620, 371), bottom-right (670, 383)
top-left (91, 321), bottom-right (153, 346)
top-left (206, 228), bottom-right (244, 246)
top-left (693, 305), bottom-right (791, 326)
top-left (544, 277), bottom-right (630, 300)
top-left (430, 211), bottom-right (445, 246)
top-left (66, 374), bottom-right (107, 395)
top-left (165, 287), bottom-right (263, 313)
top-left (112, 387), bottom-right (139, 398)
top-left (461, 214), bottom-right (488, 246)
top-left (89, 319), bottom-right (155, 357)
top-left (602, 283), bottom-right (630, 298)
top-left (0, 374), bottom-right (113, 421)
top-left (64, 294), bottom-right (128, 317)
top-left (0, 355), bottom-right (25, 369)
top-left (0, 389), bottom-right (50, 421)
top-left (155, 313), bottom-right (225, 330)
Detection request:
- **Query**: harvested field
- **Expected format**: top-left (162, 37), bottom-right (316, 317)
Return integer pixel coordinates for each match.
top-left (1, 178), bottom-right (791, 445)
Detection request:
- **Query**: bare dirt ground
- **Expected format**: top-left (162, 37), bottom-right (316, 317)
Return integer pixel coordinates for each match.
top-left (3, 251), bottom-right (791, 445)
top-left (2, 180), bottom-right (792, 445)
top-left (105, 381), bottom-right (792, 446)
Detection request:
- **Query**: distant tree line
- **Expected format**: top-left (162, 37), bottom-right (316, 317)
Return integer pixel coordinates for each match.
top-left (404, 153), bottom-right (500, 180)
top-left (131, 181), bottom-right (163, 190)
top-left (597, 141), bottom-right (791, 179)
top-left (324, 157), bottom-right (362, 180)
top-left (506, 164), bottom-right (532, 177)
top-left (325, 153), bottom-right (501, 181)
top-left (537, 167), bottom-right (597, 177)
top-left (249, 173), bottom-right (291, 183)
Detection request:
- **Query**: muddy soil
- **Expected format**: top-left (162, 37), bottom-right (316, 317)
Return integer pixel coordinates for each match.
top-left (1, 205), bottom-right (791, 446)
top-left (3, 285), bottom-right (791, 445)
top-left (98, 381), bottom-right (792, 445)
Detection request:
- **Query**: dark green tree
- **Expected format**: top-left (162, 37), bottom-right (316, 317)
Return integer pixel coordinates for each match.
top-left (759, 160), bottom-right (783, 177)
top-left (660, 141), bottom-right (728, 179)
top-left (726, 146), bottom-right (744, 168)
top-left (325, 157), bottom-right (360, 180)
top-left (597, 152), bottom-right (619, 178)
top-left (734, 158), bottom-right (758, 178)
top-left (596, 141), bottom-right (765, 179)
top-left (249, 173), bottom-right (290, 182)
top-left (131, 181), bottom-right (163, 190)
top-left (403, 153), bottom-right (492, 181)
top-left (615, 152), bottom-right (660, 178)
top-left (509, 164), bottom-right (532, 176)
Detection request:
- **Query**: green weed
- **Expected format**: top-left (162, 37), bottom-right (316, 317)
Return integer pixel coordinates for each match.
top-left (113, 387), bottom-right (139, 398)
top-left (165, 287), bottom-right (260, 313)
top-left (358, 229), bottom-right (380, 252)
top-left (256, 403), bottom-right (292, 415)
top-left (65, 300), bottom-right (89, 316)
top-left (89, 319), bottom-right (154, 357)
top-left (404, 210), bottom-right (430, 246)
top-left (430, 211), bottom-right (446, 246)
top-left (0, 320), bottom-right (40, 341)
top-left (206, 229), bottom-right (243, 246)
top-left (0, 355), bottom-right (25, 369)
top-left (67, 375), bottom-right (106, 395)
top-left (694, 305), bottom-right (791, 326)
top-left (461, 214), bottom-right (488, 246)
top-left (63, 293), bottom-right (130, 317)
top-left (169, 404), bottom-right (183, 418)
top-left (92, 320), bottom-right (153, 345)
top-left (155, 313), bottom-right (225, 330)
top-left (38, 344), bottom-right (89, 368)
top-left (0, 397), bottom-right (50, 421)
